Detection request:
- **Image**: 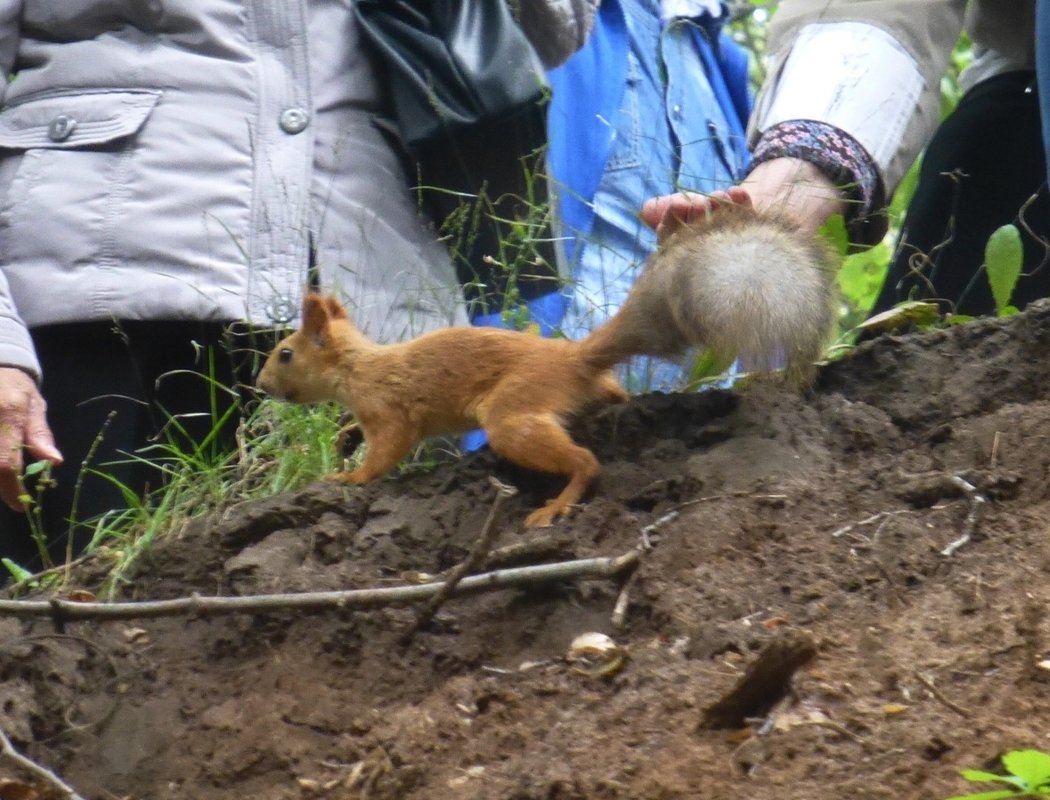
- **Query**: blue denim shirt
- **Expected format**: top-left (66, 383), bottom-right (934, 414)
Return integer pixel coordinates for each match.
top-left (464, 0), bottom-right (750, 448)
top-left (548, 0), bottom-right (751, 390)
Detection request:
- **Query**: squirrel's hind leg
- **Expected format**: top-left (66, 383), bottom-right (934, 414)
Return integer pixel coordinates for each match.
top-left (482, 411), bottom-right (600, 528)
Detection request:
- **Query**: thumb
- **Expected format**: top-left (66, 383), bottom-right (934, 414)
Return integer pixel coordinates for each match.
top-left (23, 396), bottom-right (63, 466)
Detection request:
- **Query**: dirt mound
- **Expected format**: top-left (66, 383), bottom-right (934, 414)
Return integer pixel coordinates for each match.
top-left (3, 302), bottom-right (1050, 799)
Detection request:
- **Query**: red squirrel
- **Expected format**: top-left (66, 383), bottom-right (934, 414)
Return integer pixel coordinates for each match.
top-left (257, 203), bottom-right (837, 526)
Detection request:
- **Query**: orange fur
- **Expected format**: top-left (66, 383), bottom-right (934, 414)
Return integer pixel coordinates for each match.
top-left (257, 293), bottom-right (628, 527)
top-left (257, 206), bottom-right (838, 526)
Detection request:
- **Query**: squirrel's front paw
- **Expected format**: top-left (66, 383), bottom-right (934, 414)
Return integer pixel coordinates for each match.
top-left (322, 470), bottom-right (366, 485)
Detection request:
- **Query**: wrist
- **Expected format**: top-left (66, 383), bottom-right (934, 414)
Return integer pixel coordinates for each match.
top-left (743, 158), bottom-right (847, 234)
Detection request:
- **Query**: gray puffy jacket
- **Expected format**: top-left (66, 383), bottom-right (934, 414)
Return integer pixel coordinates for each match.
top-left (0, 0), bottom-right (596, 378)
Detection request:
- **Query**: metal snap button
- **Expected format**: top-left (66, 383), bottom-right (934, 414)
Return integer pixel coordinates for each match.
top-left (279, 108), bottom-right (310, 135)
top-left (267, 296), bottom-right (297, 324)
top-left (47, 115), bottom-right (77, 142)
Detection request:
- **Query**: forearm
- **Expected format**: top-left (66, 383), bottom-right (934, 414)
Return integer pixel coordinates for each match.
top-left (0, 271), bottom-right (41, 380)
top-left (751, 0), bottom-right (966, 199)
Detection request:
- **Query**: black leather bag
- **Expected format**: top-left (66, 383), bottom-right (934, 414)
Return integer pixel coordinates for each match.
top-left (354, 0), bottom-right (558, 311)
top-left (353, 0), bottom-right (548, 148)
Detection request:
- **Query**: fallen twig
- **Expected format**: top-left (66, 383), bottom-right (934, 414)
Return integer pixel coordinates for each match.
top-left (940, 475), bottom-right (986, 557)
top-left (482, 533), bottom-right (575, 569)
top-left (830, 510), bottom-right (913, 540)
top-left (676, 492), bottom-right (788, 511)
top-left (641, 508), bottom-right (679, 541)
top-left (610, 513), bottom-right (669, 627)
top-left (807, 717), bottom-right (869, 746)
top-left (401, 478), bottom-right (516, 642)
top-left (0, 726), bottom-right (86, 800)
top-left (610, 568), bottom-right (639, 630)
top-left (914, 670), bottom-right (972, 718)
top-left (0, 551), bottom-right (642, 624)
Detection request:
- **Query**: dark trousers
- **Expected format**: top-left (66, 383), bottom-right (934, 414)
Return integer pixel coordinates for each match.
top-left (870, 71), bottom-right (1050, 317)
top-left (0, 320), bottom-right (273, 570)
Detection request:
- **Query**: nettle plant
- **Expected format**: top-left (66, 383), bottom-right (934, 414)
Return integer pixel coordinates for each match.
top-left (947, 750), bottom-right (1050, 800)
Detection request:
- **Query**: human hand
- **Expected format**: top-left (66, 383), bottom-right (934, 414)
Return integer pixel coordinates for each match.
top-left (641, 185), bottom-right (753, 242)
top-left (0, 367), bottom-right (62, 511)
top-left (641, 158), bottom-right (847, 240)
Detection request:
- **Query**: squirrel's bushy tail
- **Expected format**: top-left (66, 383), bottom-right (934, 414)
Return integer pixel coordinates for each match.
top-left (579, 205), bottom-right (839, 385)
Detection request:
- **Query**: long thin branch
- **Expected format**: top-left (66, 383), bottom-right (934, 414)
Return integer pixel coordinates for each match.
top-left (402, 478), bottom-right (516, 642)
top-left (0, 551), bottom-right (642, 624)
top-left (0, 727), bottom-right (86, 800)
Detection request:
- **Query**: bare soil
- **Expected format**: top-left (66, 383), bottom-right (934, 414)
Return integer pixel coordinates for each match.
top-left (4, 301), bottom-right (1050, 800)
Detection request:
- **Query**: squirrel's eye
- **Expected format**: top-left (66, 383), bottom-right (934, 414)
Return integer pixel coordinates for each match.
top-left (278, 348), bottom-right (293, 364)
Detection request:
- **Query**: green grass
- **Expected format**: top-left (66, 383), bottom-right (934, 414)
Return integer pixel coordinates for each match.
top-left (92, 397), bottom-right (348, 589)
top-left (3, 396), bottom-right (348, 593)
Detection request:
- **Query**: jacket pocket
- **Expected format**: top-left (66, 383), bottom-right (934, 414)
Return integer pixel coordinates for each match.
top-left (0, 89), bottom-right (163, 271)
top-left (0, 89), bottom-right (162, 149)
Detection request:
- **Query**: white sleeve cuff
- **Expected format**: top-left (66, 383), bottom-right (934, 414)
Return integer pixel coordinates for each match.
top-left (756, 21), bottom-right (925, 179)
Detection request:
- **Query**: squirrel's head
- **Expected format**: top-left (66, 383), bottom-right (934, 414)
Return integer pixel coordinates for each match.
top-left (257, 291), bottom-right (361, 404)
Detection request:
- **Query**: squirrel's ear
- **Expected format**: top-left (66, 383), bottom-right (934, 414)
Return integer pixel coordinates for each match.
top-left (323, 295), bottom-right (348, 320)
top-left (300, 292), bottom-right (331, 337)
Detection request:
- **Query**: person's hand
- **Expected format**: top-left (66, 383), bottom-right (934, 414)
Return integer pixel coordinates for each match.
top-left (641, 157), bottom-right (847, 240)
top-left (641, 186), bottom-right (753, 242)
top-left (0, 367), bottom-right (62, 511)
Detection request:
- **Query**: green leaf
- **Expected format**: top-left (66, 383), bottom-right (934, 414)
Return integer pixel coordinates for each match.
top-left (854, 301), bottom-right (941, 334)
top-left (1, 557), bottom-right (33, 582)
top-left (984, 224), bottom-right (1023, 315)
top-left (818, 213), bottom-right (849, 256)
top-left (891, 158), bottom-right (922, 217)
top-left (837, 241), bottom-right (890, 312)
top-left (961, 770), bottom-right (1017, 784)
top-left (685, 348), bottom-right (735, 387)
top-left (1002, 750), bottom-right (1050, 789)
top-left (943, 791), bottom-right (1027, 800)
top-left (23, 459), bottom-right (50, 477)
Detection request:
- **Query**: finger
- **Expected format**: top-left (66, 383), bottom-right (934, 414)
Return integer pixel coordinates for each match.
top-left (640, 195), bottom-right (673, 229)
top-left (643, 186), bottom-right (755, 229)
top-left (22, 393), bottom-right (62, 466)
top-left (724, 186), bottom-right (753, 207)
top-left (640, 192), bottom-right (709, 230)
top-left (706, 186), bottom-right (753, 210)
top-left (0, 421), bottom-right (27, 512)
